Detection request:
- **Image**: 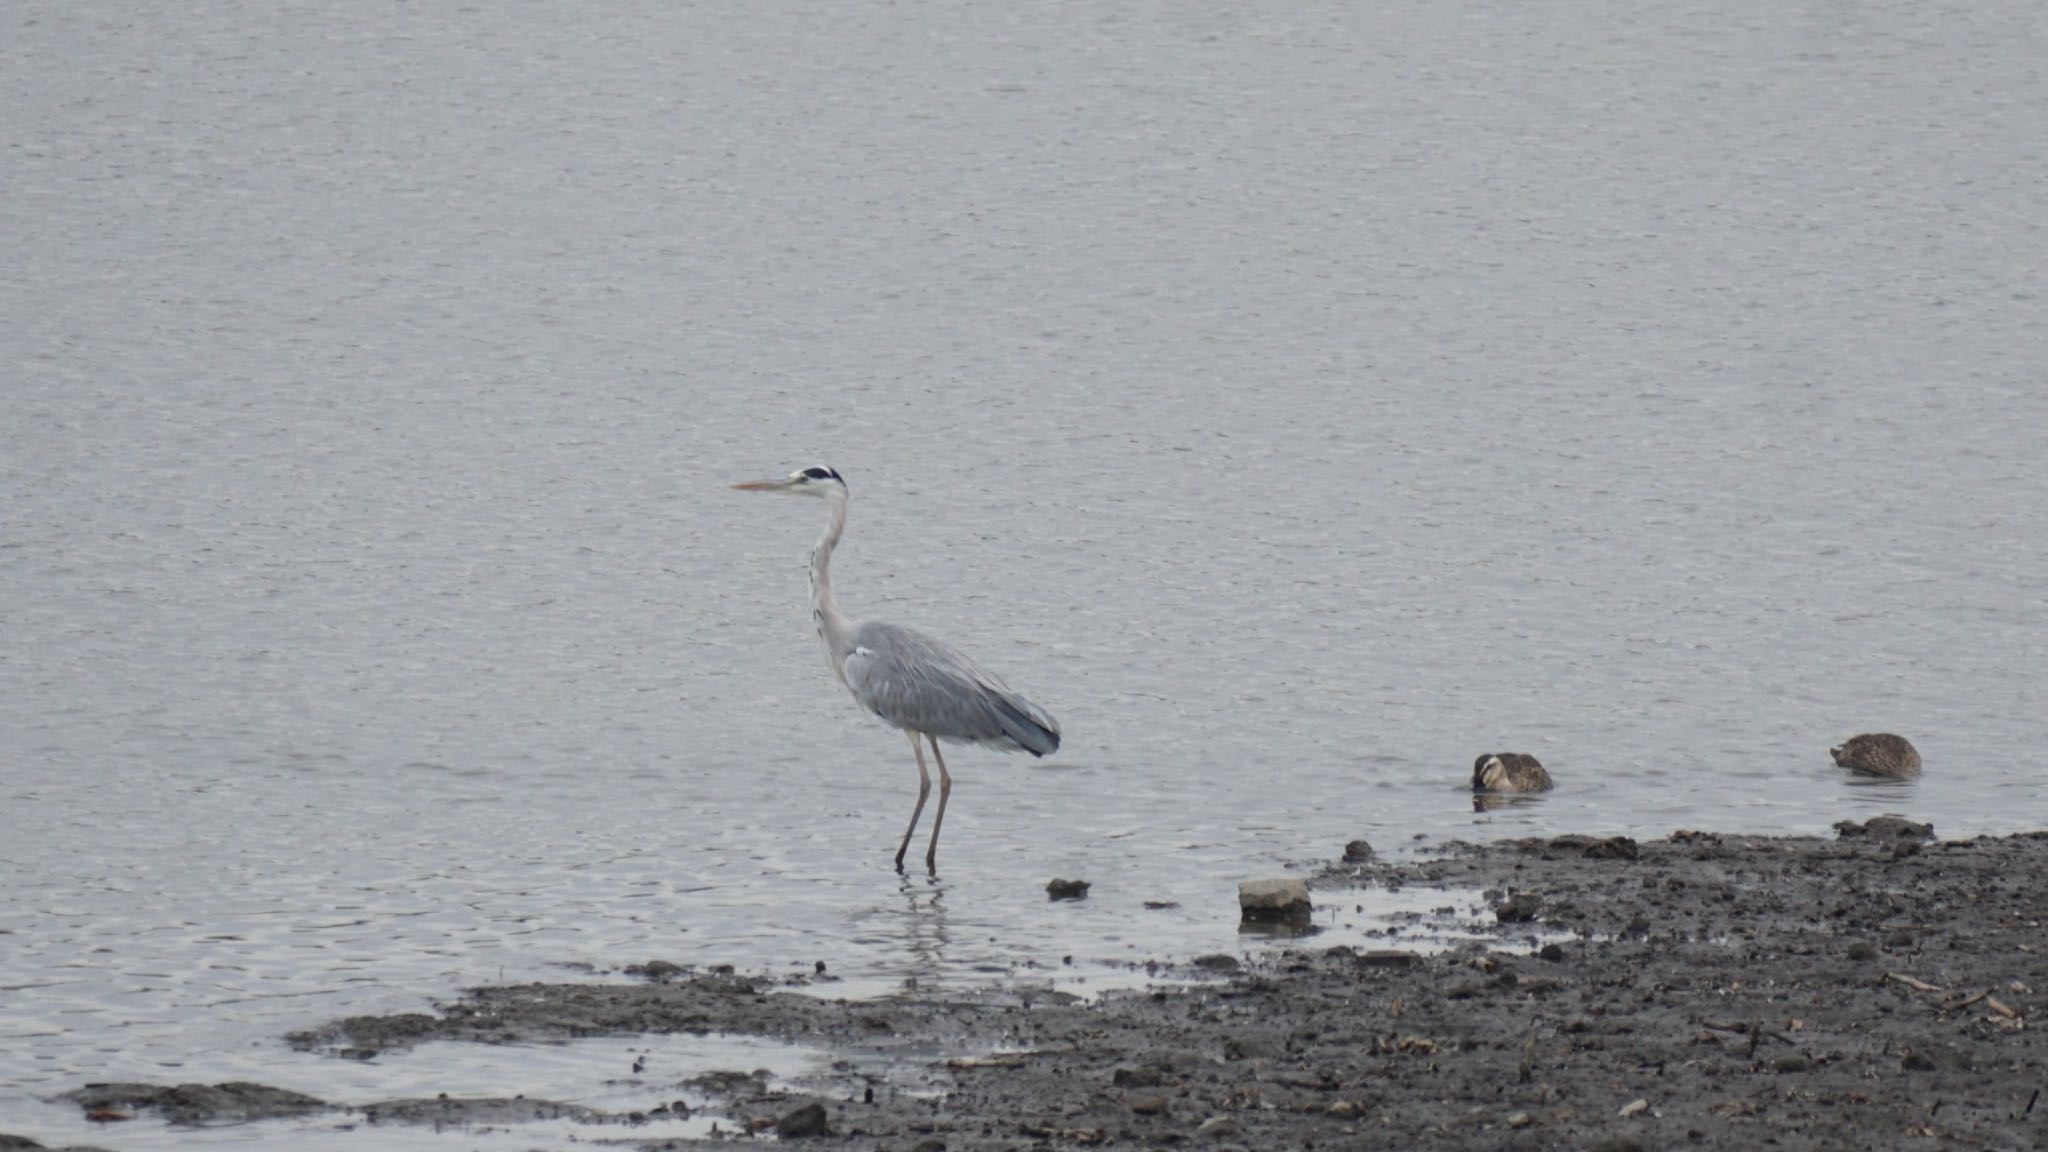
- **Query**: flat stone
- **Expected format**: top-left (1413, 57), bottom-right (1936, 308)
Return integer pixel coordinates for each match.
top-left (1357, 949), bottom-right (1422, 968)
top-left (1238, 878), bottom-right (1311, 921)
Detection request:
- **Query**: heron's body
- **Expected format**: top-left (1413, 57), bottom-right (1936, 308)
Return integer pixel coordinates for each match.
top-left (840, 622), bottom-right (1061, 755)
top-left (734, 465), bottom-right (1059, 871)
top-left (1472, 753), bottom-right (1552, 794)
top-left (1830, 733), bottom-right (1920, 779)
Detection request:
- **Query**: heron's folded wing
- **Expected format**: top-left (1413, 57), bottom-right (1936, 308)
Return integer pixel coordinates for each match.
top-left (841, 623), bottom-right (1057, 753)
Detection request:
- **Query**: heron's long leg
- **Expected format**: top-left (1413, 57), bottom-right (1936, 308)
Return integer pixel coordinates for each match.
top-left (924, 735), bottom-right (952, 873)
top-left (893, 731), bottom-right (932, 871)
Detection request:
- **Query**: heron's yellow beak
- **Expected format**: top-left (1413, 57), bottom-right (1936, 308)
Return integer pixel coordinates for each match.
top-left (730, 478), bottom-right (793, 491)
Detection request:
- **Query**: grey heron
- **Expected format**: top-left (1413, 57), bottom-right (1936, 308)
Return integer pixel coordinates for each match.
top-left (1830, 733), bottom-right (1920, 778)
top-left (1472, 753), bottom-right (1553, 793)
top-left (731, 466), bottom-right (1060, 872)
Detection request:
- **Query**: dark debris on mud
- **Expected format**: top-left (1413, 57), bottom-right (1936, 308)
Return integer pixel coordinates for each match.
top-left (38, 825), bottom-right (2048, 1152)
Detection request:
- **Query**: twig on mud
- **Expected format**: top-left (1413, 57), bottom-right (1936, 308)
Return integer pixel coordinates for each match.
top-left (947, 1049), bottom-right (1072, 1069)
top-left (1937, 989), bottom-right (1989, 1012)
top-left (1518, 1019), bottom-right (1538, 1085)
top-left (1886, 972), bottom-right (1945, 994)
top-left (1984, 995), bottom-right (2020, 1020)
top-left (1699, 1019), bottom-right (1795, 1048)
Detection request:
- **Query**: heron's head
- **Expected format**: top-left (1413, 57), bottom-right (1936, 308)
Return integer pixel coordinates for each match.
top-left (731, 465), bottom-right (846, 498)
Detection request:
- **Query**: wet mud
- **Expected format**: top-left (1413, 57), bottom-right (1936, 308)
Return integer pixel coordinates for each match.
top-left (22, 823), bottom-right (2045, 1150)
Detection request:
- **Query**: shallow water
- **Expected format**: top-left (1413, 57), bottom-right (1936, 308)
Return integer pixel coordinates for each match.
top-left (4, 0), bottom-right (2045, 1142)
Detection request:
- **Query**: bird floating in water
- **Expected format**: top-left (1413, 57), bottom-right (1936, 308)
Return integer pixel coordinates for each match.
top-left (1472, 753), bottom-right (1553, 794)
top-left (731, 466), bottom-right (1060, 873)
top-left (1830, 733), bottom-right (1920, 779)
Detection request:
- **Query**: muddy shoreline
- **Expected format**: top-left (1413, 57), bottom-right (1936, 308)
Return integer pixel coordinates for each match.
top-left (18, 822), bottom-right (2045, 1151)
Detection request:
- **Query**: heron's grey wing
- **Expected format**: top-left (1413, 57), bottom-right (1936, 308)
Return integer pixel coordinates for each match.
top-left (841, 622), bottom-right (1059, 755)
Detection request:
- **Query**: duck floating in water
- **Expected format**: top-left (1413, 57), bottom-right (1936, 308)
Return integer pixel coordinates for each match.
top-left (1830, 733), bottom-right (1921, 779)
top-left (1472, 753), bottom-right (1553, 793)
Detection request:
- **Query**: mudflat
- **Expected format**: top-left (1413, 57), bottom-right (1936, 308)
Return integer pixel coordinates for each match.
top-left (23, 822), bottom-right (2044, 1151)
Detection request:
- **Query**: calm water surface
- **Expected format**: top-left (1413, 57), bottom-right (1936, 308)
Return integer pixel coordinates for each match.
top-left (4, 0), bottom-right (2045, 1142)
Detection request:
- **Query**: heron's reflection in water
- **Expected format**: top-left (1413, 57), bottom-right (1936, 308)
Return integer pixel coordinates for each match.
top-left (1472, 791), bottom-right (1549, 814)
top-left (891, 871), bottom-right (953, 992)
top-left (1843, 775), bottom-right (1917, 793)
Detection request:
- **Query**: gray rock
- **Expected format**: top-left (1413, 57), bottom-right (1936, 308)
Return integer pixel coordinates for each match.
top-left (1836, 815), bottom-right (1934, 841)
top-left (1046, 878), bottom-right (1091, 900)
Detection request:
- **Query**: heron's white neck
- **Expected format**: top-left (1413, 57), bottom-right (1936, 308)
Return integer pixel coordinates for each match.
top-left (809, 487), bottom-right (856, 681)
